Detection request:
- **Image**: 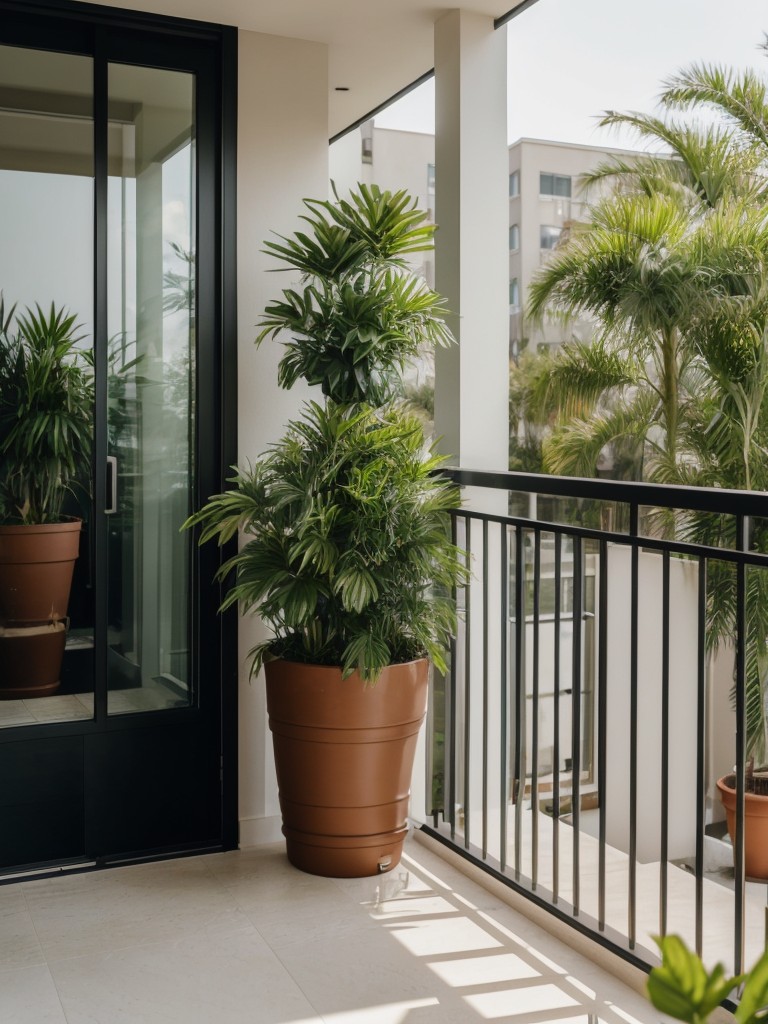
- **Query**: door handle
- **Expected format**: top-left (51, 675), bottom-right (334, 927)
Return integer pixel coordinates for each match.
top-left (106, 456), bottom-right (118, 514)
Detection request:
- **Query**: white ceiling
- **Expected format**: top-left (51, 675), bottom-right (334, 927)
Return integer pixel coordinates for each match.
top-left (76, 0), bottom-right (526, 138)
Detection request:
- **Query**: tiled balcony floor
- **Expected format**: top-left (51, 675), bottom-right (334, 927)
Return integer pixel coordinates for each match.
top-left (0, 831), bottom-right (677, 1024)
top-left (0, 686), bottom-right (188, 729)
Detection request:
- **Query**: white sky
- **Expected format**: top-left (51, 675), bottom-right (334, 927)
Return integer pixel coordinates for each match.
top-left (373, 0), bottom-right (768, 150)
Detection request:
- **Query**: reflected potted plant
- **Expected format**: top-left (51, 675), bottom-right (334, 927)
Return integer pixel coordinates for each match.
top-left (0, 300), bottom-right (93, 698)
top-left (186, 185), bottom-right (466, 877)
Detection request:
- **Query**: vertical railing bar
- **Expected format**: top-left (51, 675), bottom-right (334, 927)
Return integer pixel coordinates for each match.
top-left (464, 514), bottom-right (472, 851)
top-left (514, 524), bottom-right (525, 880)
top-left (532, 528), bottom-right (541, 889)
top-left (500, 524), bottom-right (509, 872)
top-left (553, 531), bottom-right (562, 904)
top-left (482, 519), bottom-right (489, 860)
top-left (695, 554), bottom-right (707, 957)
top-left (734, 515), bottom-right (747, 974)
top-left (628, 504), bottom-right (639, 948)
top-left (448, 513), bottom-right (458, 841)
top-left (571, 533), bottom-right (583, 917)
top-left (597, 537), bottom-right (608, 931)
top-left (660, 549), bottom-right (670, 938)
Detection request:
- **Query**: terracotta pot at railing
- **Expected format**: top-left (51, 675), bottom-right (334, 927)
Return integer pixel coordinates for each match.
top-left (716, 774), bottom-right (768, 881)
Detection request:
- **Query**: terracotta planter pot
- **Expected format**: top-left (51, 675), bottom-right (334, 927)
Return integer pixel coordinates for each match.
top-left (716, 774), bottom-right (768, 880)
top-left (0, 520), bottom-right (82, 625)
top-left (0, 520), bottom-right (81, 699)
top-left (0, 623), bottom-right (66, 698)
top-left (265, 658), bottom-right (429, 878)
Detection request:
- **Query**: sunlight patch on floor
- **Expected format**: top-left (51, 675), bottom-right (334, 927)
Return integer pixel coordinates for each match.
top-left (387, 915), bottom-right (504, 956)
top-left (427, 952), bottom-right (541, 986)
top-left (463, 983), bottom-right (581, 1019)
top-left (288, 998), bottom-right (440, 1023)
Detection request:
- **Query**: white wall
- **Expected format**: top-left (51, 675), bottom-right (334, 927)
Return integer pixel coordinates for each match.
top-left (603, 546), bottom-right (734, 863)
top-left (236, 29), bottom-right (329, 845)
top-left (328, 128), bottom-right (362, 197)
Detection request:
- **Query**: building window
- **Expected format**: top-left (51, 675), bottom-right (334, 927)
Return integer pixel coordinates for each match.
top-left (361, 120), bottom-right (373, 164)
top-left (509, 278), bottom-right (519, 308)
top-left (509, 224), bottom-right (519, 251)
top-left (509, 170), bottom-right (520, 197)
top-left (540, 225), bottom-right (562, 250)
top-left (540, 172), bottom-right (571, 198)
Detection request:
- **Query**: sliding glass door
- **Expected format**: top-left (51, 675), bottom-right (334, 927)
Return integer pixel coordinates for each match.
top-left (0, 6), bottom-right (236, 872)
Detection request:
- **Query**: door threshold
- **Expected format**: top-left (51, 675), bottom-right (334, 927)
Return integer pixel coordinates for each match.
top-left (0, 859), bottom-right (97, 885)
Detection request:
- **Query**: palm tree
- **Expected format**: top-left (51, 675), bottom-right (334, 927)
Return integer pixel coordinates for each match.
top-left (527, 188), bottom-right (731, 477)
top-left (527, 93), bottom-right (768, 479)
top-left (526, 49), bottom-right (768, 763)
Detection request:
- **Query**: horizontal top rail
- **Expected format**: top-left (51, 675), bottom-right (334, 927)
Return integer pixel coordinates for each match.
top-left (442, 467), bottom-right (768, 518)
top-left (449, 506), bottom-right (768, 567)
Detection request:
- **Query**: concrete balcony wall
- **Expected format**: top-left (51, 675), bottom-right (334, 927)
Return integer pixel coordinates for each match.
top-left (603, 547), bottom-right (700, 864)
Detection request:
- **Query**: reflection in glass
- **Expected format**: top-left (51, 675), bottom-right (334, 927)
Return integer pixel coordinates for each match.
top-left (107, 65), bottom-right (196, 714)
top-left (0, 45), bottom-right (94, 728)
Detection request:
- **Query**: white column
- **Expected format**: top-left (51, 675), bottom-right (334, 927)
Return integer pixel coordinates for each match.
top-left (429, 14), bottom-right (509, 846)
top-left (433, 10), bottom-right (509, 474)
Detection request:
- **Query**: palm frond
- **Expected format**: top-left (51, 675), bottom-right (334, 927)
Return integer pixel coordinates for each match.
top-left (543, 392), bottom-right (657, 478)
top-left (660, 62), bottom-right (768, 152)
top-left (543, 338), bottom-right (640, 420)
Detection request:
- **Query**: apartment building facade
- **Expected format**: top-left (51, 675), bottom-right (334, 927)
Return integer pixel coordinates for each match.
top-left (332, 126), bottom-right (642, 357)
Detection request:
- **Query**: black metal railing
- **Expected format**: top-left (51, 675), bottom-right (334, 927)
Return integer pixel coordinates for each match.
top-left (422, 468), bottom-right (768, 981)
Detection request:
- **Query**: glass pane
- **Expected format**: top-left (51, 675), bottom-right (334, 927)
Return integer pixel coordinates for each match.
top-left (540, 225), bottom-right (562, 250)
top-left (0, 45), bottom-right (94, 728)
top-left (107, 64), bottom-right (195, 715)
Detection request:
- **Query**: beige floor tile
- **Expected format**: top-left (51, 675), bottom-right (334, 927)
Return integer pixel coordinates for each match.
top-left (205, 844), bottom-right (384, 949)
top-left (75, 694), bottom-right (94, 714)
top-left (0, 887), bottom-right (45, 972)
top-left (25, 695), bottom-right (91, 724)
top-left (272, 924), bottom-right (467, 1018)
top-left (105, 692), bottom-right (138, 714)
top-left (50, 926), bottom-right (322, 1024)
top-left (0, 964), bottom-right (67, 1023)
top-left (23, 855), bottom-right (251, 962)
top-left (0, 701), bottom-right (37, 728)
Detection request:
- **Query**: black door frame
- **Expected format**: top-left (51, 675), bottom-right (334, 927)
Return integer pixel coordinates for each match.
top-left (0, 0), bottom-right (238, 873)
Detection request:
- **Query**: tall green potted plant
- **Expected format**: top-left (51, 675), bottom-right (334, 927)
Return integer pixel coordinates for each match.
top-left (187, 185), bottom-right (466, 877)
top-left (0, 301), bottom-right (93, 697)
